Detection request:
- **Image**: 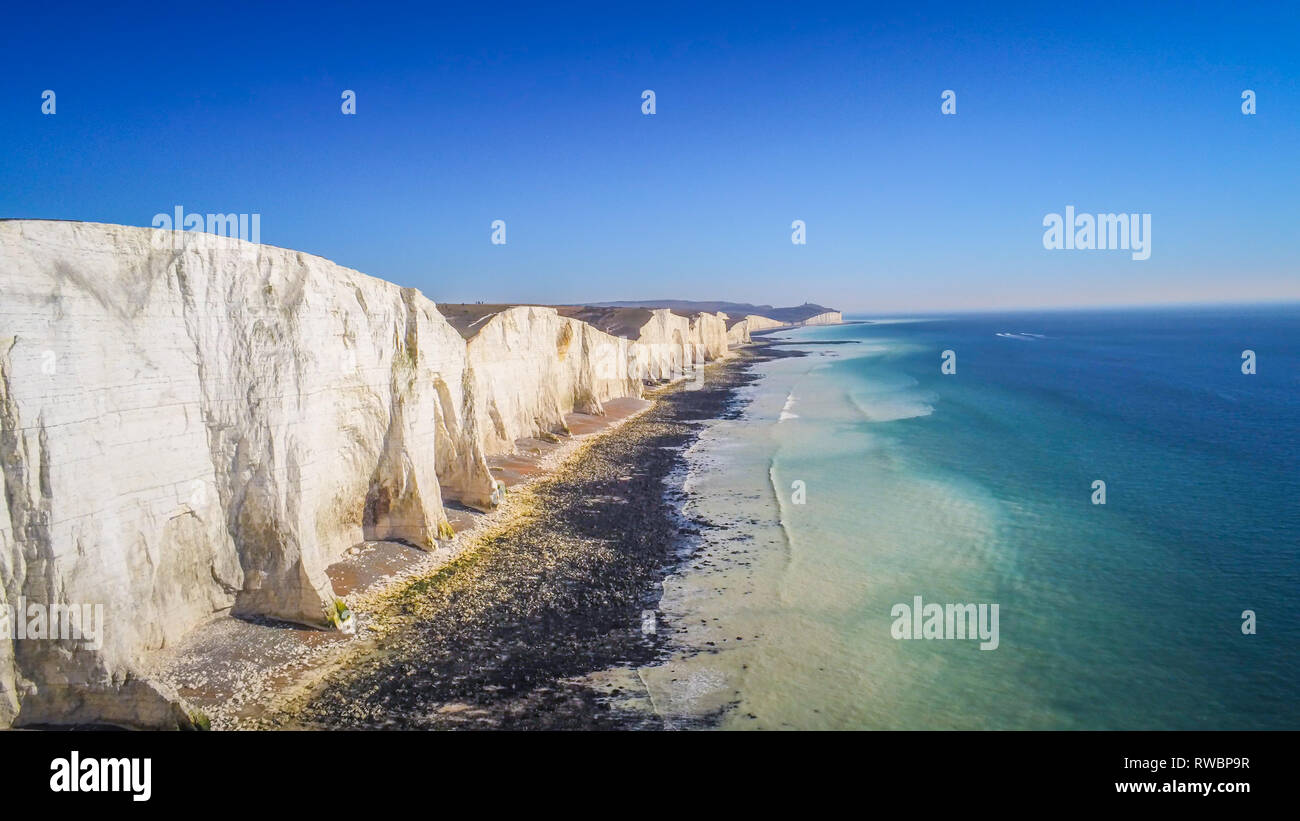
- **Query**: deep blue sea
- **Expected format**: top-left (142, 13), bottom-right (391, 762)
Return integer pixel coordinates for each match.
top-left (631, 304), bottom-right (1299, 729)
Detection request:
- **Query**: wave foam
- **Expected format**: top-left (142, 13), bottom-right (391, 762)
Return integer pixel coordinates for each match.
top-left (849, 392), bottom-right (934, 423)
top-left (779, 391), bottom-right (798, 422)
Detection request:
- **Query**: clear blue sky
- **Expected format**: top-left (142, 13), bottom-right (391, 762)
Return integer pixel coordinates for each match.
top-left (2, 1), bottom-right (1297, 312)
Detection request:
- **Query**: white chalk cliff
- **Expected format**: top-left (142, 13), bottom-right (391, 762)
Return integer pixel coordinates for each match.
top-left (0, 220), bottom-right (748, 728)
top-left (796, 310), bottom-right (843, 326)
top-left (726, 313), bottom-right (791, 346)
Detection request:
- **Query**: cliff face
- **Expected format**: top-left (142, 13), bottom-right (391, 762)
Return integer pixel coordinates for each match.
top-left (726, 313), bottom-right (791, 346)
top-left (464, 306), bottom-right (638, 466)
top-left (742, 314), bottom-right (790, 333)
top-left (797, 311), bottom-right (843, 326)
top-left (0, 220), bottom-right (485, 727)
top-left (464, 306), bottom-right (730, 479)
top-left (627, 309), bottom-right (730, 380)
top-left (0, 221), bottom-right (746, 728)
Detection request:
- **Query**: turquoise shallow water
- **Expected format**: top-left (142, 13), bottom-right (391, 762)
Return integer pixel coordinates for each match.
top-left (638, 305), bottom-right (1299, 730)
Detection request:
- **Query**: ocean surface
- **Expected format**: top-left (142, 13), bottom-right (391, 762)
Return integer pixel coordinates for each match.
top-left (632, 305), bottom-right (1300, 729)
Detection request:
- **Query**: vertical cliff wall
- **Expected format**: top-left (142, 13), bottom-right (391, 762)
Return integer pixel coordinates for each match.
top-left (465, 307), bottom-right (733, 466)
top-left (464, 306), bottom-right (639, 466)
top-left (0, 221), bottom-right (495, 726)
top-left (726, 314), bottom-right (791, 346)
top-left (0, 220), bottom-right (748, 728)
top-left (627, 309), bottom-right (730, 381)
top-left (797, 311), bottom-right (843, 325)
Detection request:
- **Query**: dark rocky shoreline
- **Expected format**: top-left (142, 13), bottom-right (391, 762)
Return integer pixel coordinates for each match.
top-left (274, 341), bottom-right (796, 730)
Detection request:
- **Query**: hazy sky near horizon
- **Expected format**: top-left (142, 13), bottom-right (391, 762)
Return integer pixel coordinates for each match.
top-left (2, 1), bottom-right (1297, 313)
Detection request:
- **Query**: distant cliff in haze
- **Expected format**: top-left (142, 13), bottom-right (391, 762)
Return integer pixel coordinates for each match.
top-left (591, 300), bottom-right (841, 325)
